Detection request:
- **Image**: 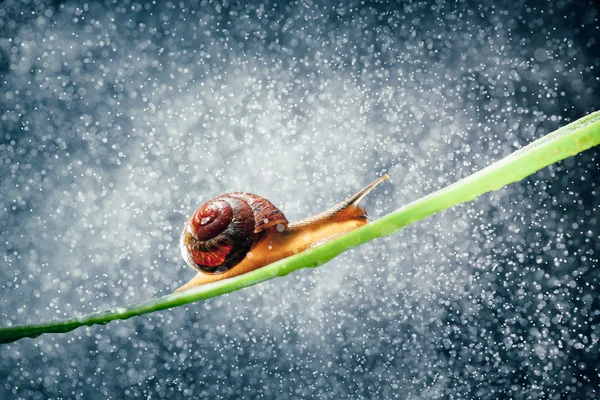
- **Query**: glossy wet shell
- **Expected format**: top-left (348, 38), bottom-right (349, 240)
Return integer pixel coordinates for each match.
top-left (180, 193), bottom-right (288, 274)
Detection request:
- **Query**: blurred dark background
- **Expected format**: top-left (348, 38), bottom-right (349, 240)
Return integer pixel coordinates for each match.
top-left (1, 0), bottom-right (599, 398)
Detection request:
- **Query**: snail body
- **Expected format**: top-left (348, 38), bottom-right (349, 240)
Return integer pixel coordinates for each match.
top-left (177, 175), bottom-right (389, 292)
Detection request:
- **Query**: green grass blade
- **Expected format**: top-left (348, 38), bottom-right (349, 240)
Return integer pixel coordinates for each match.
top-left (2, 111), bottom-right (599, 344)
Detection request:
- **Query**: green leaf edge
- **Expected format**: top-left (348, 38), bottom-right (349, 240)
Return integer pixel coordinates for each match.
top-left (2, 111), bottom-right (599, 344)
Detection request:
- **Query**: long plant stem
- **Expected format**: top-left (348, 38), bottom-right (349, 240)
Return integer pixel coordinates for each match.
top-left (1, 111), bottom-right (599, 344)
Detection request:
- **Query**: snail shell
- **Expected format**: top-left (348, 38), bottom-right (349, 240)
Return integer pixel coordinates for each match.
top-left (180, 193), bottom-right (288, 274)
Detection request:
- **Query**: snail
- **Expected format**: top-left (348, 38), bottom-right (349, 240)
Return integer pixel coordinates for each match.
top-left (177, 174), bottom-right (390, 292)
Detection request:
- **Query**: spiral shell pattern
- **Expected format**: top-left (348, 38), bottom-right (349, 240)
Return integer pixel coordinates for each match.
top-left (180, 193), bottom-right (288, 274)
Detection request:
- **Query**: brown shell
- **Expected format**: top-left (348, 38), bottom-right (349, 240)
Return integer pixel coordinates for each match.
top-left (180, 193), bottom-right (288, 274)
top-left (226, 192), bottom-right (288, 232)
